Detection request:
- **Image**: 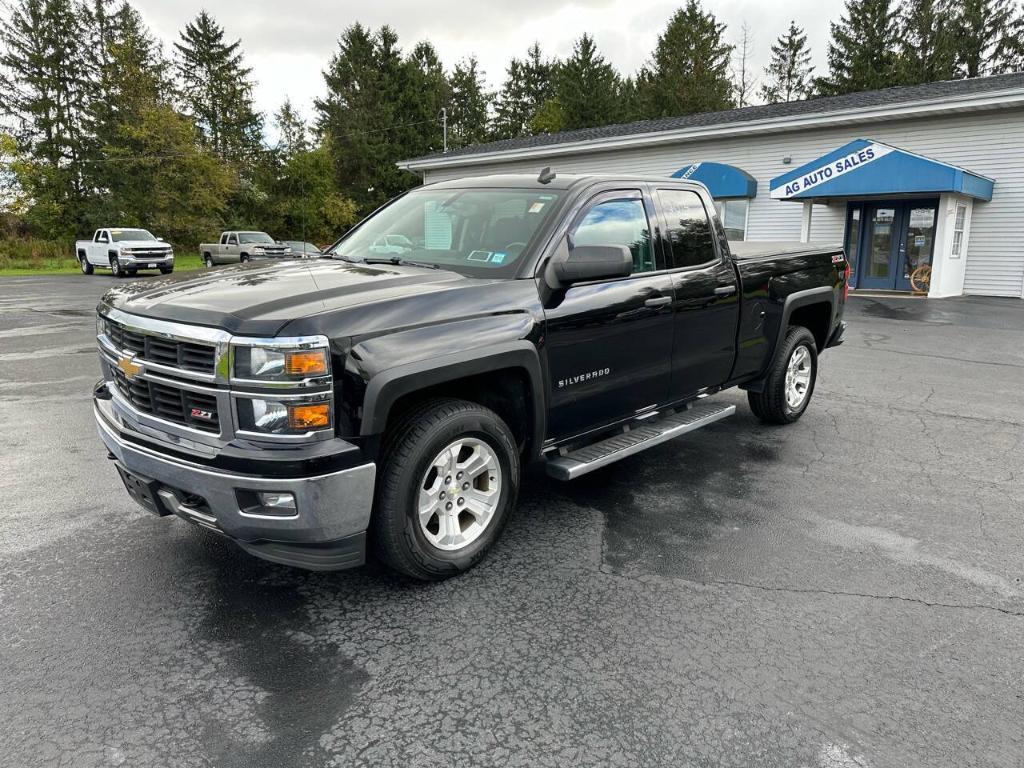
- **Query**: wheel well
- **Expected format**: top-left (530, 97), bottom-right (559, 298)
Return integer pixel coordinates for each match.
top-left (76, 249), bottom-right (86, 258)
top-left (383, 368), bottom-right (534, 456)
top-left (108, 250), bottom-right (119, 262)
top-left (789, 302), bottom-right (832, 351)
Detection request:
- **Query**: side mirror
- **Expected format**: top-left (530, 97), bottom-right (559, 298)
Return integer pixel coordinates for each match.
top-left (551, 244), bottom-right (633, 286)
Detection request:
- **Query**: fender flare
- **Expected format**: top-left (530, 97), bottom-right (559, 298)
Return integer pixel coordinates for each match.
top-left (745, 286), bottom-right (834, 393)
top-left (360, 341), bottom-right (546, 456)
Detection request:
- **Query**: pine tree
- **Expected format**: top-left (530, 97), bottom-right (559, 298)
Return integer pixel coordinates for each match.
top-left (84, 2), bottom-right (171, 223)
top-left (316, 24), bottom-right (437, 213)
top-left (555, 35), bottom-right (622, 130)
top-left (731, 22), bottom-right (757, 107)
top-left (816, 0), bottom-right (900, 96)
top-left (760, 22), bottom-right (815, 103)
top-left (274, 99), bottom-right (308, 159)
top-left (173, 11), bottom-right (263, 164)
top-left (447, 56), bottom-right (490, 148)
top-left (951, 0), bottom-right (1023, 77)
top-left (896, 0), bottom-right (958, 85)
top-left (639, 0), bottom-right (734, 118)
top-left (492, 43), bottom-right (557, 138)
top-left (0, 0), bottom-right (93, 234)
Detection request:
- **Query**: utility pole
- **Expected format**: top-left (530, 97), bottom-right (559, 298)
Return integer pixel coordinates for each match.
top-left (440, 108), bottom-right (448, 153)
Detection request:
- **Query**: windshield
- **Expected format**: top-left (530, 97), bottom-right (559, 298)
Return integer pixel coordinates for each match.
top-left (329, 187), bottom-right (563, 276)
top-left (287, 241), bottom-right (320, 252)
top-left (110, 229), bottom-right (156, 242)
top-left (239, 232), bottom-right (274, 244)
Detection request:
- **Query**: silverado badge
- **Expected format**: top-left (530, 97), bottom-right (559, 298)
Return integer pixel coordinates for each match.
top-left (117, 356), bottom-right (144, 380)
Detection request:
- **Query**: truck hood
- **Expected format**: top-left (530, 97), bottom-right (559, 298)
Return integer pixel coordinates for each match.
top-left (108, 239), bottom-right (170, 249)
top-left (100, 259), bottom-right (477, 336)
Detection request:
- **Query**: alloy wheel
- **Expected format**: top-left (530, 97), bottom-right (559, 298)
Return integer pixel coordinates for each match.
top-left (417, 438), bottom-right (502, 551)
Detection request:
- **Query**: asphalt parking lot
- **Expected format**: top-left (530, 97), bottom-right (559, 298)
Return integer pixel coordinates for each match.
top-left (1, 274), bottom-right (1022, 768)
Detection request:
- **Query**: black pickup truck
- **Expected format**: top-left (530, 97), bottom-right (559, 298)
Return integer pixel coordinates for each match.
top-left (93, 173), bottom-right (847, 580)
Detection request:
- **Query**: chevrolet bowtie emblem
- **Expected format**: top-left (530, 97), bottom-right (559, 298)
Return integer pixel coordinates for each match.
top-left (117, 356), bottom-right (144, 380)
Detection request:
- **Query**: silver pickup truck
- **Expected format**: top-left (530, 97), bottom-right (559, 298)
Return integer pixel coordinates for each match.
top-left (199, 231), bottom-right (291, 267)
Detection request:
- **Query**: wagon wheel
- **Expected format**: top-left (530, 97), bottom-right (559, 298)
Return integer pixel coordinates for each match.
top-left (910, 264), bottom-right (932, 294)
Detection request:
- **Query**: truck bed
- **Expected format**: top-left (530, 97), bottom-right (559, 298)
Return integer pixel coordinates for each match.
top-left (729, 241), bottom-right (843, 260)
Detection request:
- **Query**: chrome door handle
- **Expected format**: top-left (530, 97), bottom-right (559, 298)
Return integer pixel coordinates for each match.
top-left (714, 285), bottom-right (737, 296)
top-left (644, 296), bottom-right (672, 308)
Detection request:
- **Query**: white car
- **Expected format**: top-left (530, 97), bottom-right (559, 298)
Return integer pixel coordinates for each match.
top-left (76, 228), bottom-right (174, 277)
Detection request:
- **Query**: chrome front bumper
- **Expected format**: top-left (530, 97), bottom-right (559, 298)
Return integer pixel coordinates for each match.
top-left (95, 395), bottom-right (376, 570)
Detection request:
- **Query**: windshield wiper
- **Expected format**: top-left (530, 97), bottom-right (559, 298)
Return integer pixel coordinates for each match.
top-left (362, 256), bottom-right (441, 270)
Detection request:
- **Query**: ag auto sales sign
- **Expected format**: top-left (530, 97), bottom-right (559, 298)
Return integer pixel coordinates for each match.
top-left (770, 142), bottom-right (894, 199)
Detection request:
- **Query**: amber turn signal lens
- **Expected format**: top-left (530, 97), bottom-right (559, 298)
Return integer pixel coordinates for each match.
top-left (288, 403), bottom-right (330, 430)
top-left (285, 349), bottom-right (328, 376)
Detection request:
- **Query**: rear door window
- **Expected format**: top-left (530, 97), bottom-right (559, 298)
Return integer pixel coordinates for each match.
top-left (656, 189), bottom-right (717, 268)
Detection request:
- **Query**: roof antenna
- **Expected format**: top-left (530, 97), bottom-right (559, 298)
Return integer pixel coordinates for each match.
top-left (538, 166), bottom-right (556, 184)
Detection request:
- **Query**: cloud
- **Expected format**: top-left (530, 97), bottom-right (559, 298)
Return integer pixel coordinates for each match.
top-left (132, 0), bottom-right (842, 128)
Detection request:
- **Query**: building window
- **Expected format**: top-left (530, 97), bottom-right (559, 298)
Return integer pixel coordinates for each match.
top-left (951, 202), bottom-right (967, 258)
top-left (713, 198), bottom-right (748, 241)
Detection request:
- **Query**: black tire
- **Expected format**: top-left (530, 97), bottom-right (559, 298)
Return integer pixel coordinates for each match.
top-left (239, 254), bottom-right (250, 263)
top-left (79, 255), bottom-right (93, 275)
top-left (160, 266), bottom-right (173, 275)
top-left (371, 398), bottom-right (520, 581)
top-left (203, 255), bottom-right (213, 268)
top-left (110, 256), bottom-right (123, 277)
top-left (748, 326), bottom-right (818, 425)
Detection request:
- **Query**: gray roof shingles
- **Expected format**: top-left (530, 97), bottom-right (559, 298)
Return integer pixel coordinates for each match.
top-left (408, 72), bottom-right (1024, 164)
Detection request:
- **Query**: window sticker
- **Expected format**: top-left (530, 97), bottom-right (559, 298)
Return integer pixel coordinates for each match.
top-left (491, 252), bottom-right (507, 264)
top-left (528, 202), bottom-right (545, 214)
top-left (467, 250), bottom-right (492, 262)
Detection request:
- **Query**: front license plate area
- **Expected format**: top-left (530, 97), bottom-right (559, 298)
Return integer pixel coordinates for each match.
top-left (116, 465), bottom-right (171, 516)
top-left (147, 263), bottom-right (157, 268)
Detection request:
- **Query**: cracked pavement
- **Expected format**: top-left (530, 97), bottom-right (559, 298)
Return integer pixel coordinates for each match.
top-left (1, 276), bottom-right (1022, 767)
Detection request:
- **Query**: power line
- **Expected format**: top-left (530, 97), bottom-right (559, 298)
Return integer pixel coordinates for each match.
top-left (0, 115), bottom-right (446, 166)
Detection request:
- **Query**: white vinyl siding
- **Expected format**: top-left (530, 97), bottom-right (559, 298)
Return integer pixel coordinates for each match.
top-left (421, 107), bottom-right (1024, 298)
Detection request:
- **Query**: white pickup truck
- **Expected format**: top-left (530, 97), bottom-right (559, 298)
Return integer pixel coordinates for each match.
top-left (199, 231), bottom-right (291, 267)
top-left (75, 228), bottom-right (174, 277)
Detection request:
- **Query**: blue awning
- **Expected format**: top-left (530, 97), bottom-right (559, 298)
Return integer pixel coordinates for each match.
top-left (770, 138), bottom-right (994, 201)
top-left (671, 161), bottom-right (756, 198)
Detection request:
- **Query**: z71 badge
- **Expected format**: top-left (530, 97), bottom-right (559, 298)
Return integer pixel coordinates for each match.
top-left (558, 368), bottom-right (611, 389)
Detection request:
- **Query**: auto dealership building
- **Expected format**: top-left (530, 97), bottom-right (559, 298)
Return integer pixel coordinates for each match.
top-left (401, 72), bottom-right (1024, 299)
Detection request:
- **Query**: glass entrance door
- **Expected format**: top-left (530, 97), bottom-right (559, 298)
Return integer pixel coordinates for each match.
top-left (895, 203), bottom-right (938, 292)
top-left (848, 200), bottom-right (939, 291)
top-left (859, 204), bottom-right (899, 290)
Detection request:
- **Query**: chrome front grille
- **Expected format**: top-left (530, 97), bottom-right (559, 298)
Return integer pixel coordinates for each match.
top-left (105, 319), bottom-right (216, 375)
top-left (98, 309), bottom-right (231, 443)
top-left (112, 367), bottom-right (220, 432)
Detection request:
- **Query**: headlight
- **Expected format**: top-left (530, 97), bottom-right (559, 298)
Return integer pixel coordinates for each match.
top-left (236, 397), bottom-right (331, 435)
top-left (96, 314), bottom-right (106, 338)
top-left (252, 246), bottom-right (265, 253)
top-left (233, 344), bottom-right (330, 381)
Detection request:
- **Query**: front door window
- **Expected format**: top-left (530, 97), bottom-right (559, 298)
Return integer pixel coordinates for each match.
top-left (868, 206), bottom-right (896, 280)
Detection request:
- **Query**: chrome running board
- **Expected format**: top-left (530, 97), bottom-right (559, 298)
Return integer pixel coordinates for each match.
top-left (545, 401), bottom-right (736, 481)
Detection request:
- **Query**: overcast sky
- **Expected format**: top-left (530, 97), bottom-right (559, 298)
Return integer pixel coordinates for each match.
top-left (132, 0), bottom-right (847, 133)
